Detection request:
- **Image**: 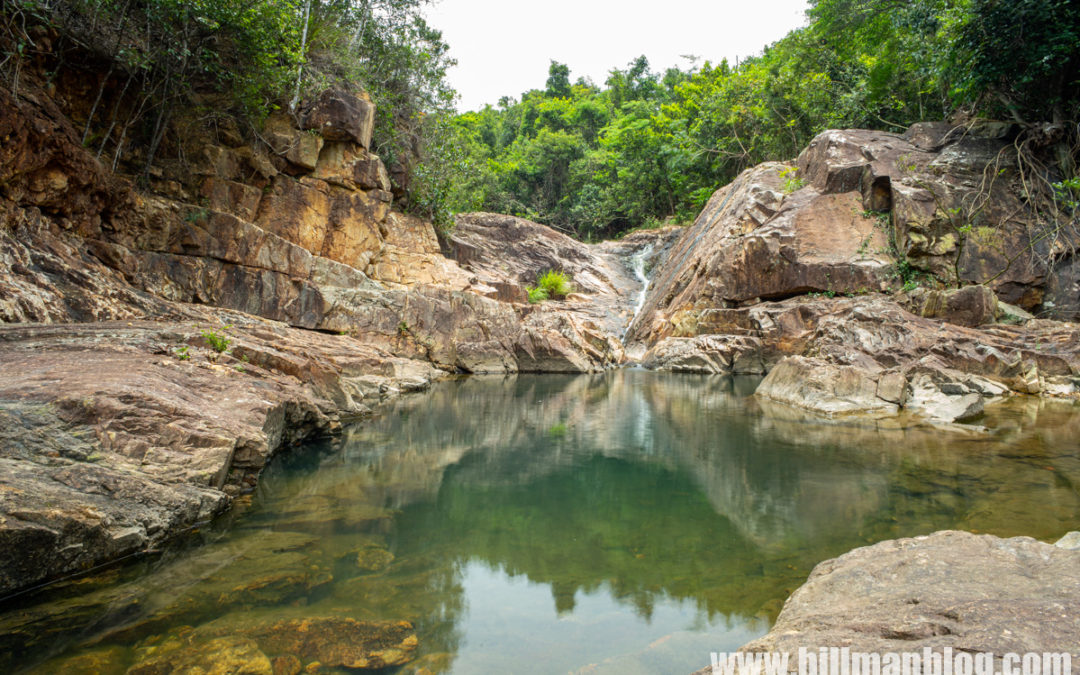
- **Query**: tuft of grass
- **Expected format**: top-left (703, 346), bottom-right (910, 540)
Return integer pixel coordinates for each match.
top-left (779, 166), bottom-right (806, 194)
top-left (201, 324), bottom-right (232, 354)
top-left (526, 286), bottom-right (549, 303)
top-left (173, 345), bottom-right (190, 361)
top-left (536, 269), bottom-right (575, 299)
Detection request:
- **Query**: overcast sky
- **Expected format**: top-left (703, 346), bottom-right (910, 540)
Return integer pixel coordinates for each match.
top-left (423, 0), bottom-right (811, 111)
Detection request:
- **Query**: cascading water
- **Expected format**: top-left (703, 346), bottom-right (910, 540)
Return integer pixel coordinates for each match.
top-left (623, 243), bottom-right (654, 340)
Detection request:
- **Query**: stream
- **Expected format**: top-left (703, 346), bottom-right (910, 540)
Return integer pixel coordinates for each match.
top-left (2, 371), bottom-right (1080, 674)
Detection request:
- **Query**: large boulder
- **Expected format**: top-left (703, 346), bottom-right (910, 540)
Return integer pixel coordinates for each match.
top-left (906, 284), bottom-right (999, 327)
top-left (755, 355), bottom-right (899, 416)
top-left (628, 161), bottom-right (896, 346)
top-left (303, 88), bottom-right (376, 149)
top-left (738, 531), bottom-right (1080, 659)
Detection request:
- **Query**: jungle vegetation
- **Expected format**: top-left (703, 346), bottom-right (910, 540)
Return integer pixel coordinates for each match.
top-left (1, 0), bottom-right (1077, 236)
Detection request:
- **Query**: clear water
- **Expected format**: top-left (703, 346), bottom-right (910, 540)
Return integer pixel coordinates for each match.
top-left (3, 371), bottom-right (1080, 674)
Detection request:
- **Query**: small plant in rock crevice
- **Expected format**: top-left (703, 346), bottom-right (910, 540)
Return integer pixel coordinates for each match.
top-left (779, 166), bottom-right (806, 194)
top-left (526, 286), bottom-right (549, 303)
top-left (536, 269), bottom-right (575, 299)
top-left (201, 325), bottom-right (233, 354)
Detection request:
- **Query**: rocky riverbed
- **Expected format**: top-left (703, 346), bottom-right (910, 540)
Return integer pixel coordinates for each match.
top-left (2, 42), bottom-right (1080, 669)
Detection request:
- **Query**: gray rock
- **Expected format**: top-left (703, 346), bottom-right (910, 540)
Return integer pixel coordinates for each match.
top-left (739, 531), bottom-right (1080, 660)
top-left (1055, 531), bottom-right (1080, 551)
top-left (755, 356), bottom-right (899, 416)
top-left (997, 300), bottom-right (1035, 324)
top-left (908, 373), bottom-right (985, 423)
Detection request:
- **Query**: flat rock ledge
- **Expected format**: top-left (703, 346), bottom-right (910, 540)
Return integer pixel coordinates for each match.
top-left (0, 313), bottom-right (443, 598)
top-left (692, 531), bottom-right (1080, 673)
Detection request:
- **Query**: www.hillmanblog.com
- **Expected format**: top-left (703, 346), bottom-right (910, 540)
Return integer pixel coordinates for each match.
top-left (710, 648), bottom-right (1073, 675)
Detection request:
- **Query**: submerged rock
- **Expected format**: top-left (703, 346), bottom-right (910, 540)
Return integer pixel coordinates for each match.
top-left (128, 635), bottom-right (274, 675)
top-left (352, 545), bottom-right (395, 573)
top-left (737, 531), bottom-right (1080, 659)
top-left (232, 616), bottom-right (417, 669)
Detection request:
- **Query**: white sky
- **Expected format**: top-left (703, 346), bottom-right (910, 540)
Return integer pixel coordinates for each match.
top-left (424, 0), bottom-right (811, 111)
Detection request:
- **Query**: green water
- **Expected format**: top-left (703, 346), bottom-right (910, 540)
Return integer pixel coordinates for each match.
top-left (3, 371), bottom-right (1080, 674)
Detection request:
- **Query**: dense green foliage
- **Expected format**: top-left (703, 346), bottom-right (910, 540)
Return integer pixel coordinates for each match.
top-left (3, 0), bottom-right (1076, 239)
top-left (443, 0), bottom-right (1079, 240)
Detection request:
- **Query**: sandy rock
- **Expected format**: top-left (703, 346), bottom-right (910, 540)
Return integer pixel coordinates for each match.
top-left (255, 175), bottom-right (386, 272)
top-left (303, 88), bottom-right (376, 149)
top-left (263, 113), bottom-right (323, 172)
top-left (739, 531), bottom-right (1080, 659)
top-left (909, 284), bottom-right (998, 327)
top-left (313, 142), bottom-right (391, 192)
top-left (368, 212), bottom-right (472, 290)
top-left (756, 356), bottom-right (899, 416)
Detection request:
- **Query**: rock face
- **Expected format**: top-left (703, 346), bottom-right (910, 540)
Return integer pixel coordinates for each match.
top-left (628, 159), bottom-right (896, 348)
top-left (739, 531), bottom-right (1080, 659)
top-left (451, 212), bottom-right (682, 338)
top-left (631, 124), bottom-right (1080, 422)
top-left (632, 126), bottom-right (1080, 349)
top-left (0, 57), bottom-right (656, 595)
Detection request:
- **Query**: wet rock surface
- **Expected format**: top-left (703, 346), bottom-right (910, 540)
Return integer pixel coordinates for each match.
top-left (736, 531), bottom-right (1080, 660)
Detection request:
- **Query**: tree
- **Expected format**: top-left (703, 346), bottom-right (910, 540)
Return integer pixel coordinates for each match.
top-left (545, 60), bottom-right (571, 99)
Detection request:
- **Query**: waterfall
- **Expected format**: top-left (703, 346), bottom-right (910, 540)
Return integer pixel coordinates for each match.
top-left (623, 243), bottom-right (654, 340)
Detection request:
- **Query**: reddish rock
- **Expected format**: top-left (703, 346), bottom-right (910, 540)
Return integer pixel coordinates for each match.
top-left (908, 284), bottom-right (998, 327)
top-left (627, 161), bottom-right (895, 347)
top-left (303, 88), bottom-right (376, 149)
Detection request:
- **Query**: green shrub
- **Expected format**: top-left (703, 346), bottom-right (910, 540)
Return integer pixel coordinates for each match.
top-left (526, 286), bottom-right (549, 303)
top-left (536, 270), bottom-right (574, 299)
top-left (779, 166), bottom-right (806, 194)
top-left (201, 325), bottom-right (232, 354)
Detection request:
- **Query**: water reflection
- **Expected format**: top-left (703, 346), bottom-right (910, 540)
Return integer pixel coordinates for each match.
top-left (2, 371), bottom-right (1078, 674)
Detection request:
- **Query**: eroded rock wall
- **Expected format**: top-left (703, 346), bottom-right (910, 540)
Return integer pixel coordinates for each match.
top-left (632, 126), bottom-right (1080, 423)
top-left (0, 59), bottom-right (645, 595)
